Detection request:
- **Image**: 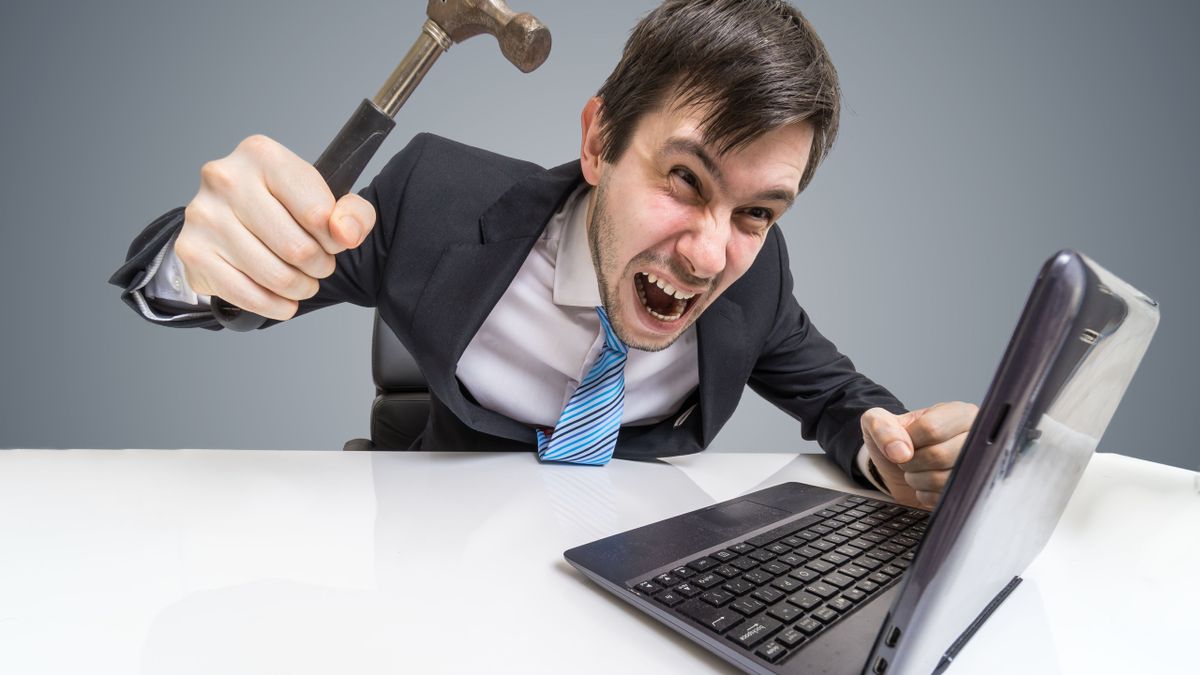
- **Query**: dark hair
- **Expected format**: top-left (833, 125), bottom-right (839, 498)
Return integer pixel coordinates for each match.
top-left (595, 0), bottom-right (840, 192)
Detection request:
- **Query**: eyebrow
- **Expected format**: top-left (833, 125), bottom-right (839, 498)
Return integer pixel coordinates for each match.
top-left (660, 137), bottom-right (797, 209)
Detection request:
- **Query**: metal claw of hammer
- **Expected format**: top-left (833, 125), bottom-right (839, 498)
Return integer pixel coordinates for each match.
top-left (213, 0), bottom-right (552, 331)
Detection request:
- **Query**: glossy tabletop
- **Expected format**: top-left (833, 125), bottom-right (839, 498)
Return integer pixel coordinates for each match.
top-left (0, 449), bottom-right (1195, 674)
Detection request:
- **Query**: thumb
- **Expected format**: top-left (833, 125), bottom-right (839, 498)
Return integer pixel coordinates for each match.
top-left (861, 407), bottom-right (915, 464)
top-left (329, 193), bottom-right (377, 249)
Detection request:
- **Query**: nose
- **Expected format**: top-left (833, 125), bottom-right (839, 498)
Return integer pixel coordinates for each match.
top-left (677, 213), bottom-right (729, 280)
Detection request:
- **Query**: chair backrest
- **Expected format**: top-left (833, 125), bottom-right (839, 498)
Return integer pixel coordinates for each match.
top-left (367, 312), bottom-right (430, 449)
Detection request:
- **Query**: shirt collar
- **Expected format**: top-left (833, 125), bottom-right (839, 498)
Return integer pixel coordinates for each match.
top-left (551, 184), bottom-right (603, 308)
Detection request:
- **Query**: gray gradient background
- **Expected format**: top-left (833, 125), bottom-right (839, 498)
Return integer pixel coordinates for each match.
top-left (1, 0), bottom-right (1195, 470)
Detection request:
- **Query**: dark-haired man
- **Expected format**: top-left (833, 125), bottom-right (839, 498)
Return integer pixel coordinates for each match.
top-left (111, 0), bottom-right (976, 509)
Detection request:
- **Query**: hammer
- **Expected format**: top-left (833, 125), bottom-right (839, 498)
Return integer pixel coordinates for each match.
top-left (213, 0), bottom-right (552, 331)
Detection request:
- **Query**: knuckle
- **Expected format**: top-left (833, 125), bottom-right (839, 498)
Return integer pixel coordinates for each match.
top-left (239, 134), bottom-right (276, 156)
top-left (283, 237), bottom-right (322, 268)
top-left (915, 417), bottom-right (943, 441)
top-left (312, 253), bottom-right (337, 279)
top-left (199, 160), bottom-right (237, 192)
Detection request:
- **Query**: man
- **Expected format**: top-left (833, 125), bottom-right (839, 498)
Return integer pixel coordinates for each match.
top-left (110, 0), bottom-right (976, 509)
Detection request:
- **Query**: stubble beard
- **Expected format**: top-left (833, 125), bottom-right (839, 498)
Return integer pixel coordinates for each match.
top-left (587, 181), bottom-right (696, 353)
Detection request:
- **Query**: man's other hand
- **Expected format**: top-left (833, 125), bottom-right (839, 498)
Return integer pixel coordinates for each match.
top-left (860, 402), bottom-right (979, 510)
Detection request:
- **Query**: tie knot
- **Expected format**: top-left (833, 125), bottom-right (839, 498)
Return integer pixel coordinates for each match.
top-left (595, 306), bottom-right (628, 355)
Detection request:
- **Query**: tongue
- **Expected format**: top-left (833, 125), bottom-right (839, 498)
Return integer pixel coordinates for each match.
top-left (641, 275), bottom-right (679, 315)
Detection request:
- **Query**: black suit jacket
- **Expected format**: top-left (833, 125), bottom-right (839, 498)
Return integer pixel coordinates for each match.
top-left (111, 133), bottom-right (906, 483)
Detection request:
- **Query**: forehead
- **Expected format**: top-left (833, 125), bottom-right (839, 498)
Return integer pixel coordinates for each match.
top-left (627, 99), bottom-right (814, 193)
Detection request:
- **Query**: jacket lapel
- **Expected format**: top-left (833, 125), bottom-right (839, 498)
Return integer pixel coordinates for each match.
top-left (696, 294), bottom-right (749, 446)
top-left (413, 160), bottom-right (585, 440)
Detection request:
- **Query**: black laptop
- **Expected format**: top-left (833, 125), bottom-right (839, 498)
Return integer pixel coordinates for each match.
top-left (564, 250), bottom-right (1159, 674)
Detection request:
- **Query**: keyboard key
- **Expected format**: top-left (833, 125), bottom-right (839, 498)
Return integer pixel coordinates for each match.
top-left (813, 606), bottom-right (840, 623)
top-left (756, 640), bottom-right (789, 663)
top-left (654, 573), bottom-right (680, 587)
top-left (730, 597), bottom-right (765, 615)
top-left (810, 540), bottom-right (835, 552)
top-left (693, 573), bottom-right (722, 589)
top-left (828, 596), bottom-right (853, 612)
top-left (867, 549), bottom-right (894, 562)
top-left (857, 580), bottom-right (881, 594)
top-left (789, 567), bottom-right (820, 583)
top-left (655, 590), bottom-right (685, 607)
top-left (842, 588), bottom-right (867, 603)
top-left (766, 543), bottom-right (791, 555)
top-left (743, 570), bottom-right (773, 585)
top-left (821, 552), bottom-right (851, 566)
top-left (795, 616), bottom-right (823, 635)
top-left (723, 579), bottom-right (755, 595)
top-left (845, 509), bottom-right (869, 519)
top-left (767, 602), bottom-right (803, 623)
top-left (806, 559), bottom-right (835, 574)
top-left (881, 565), bottom-right (904, 577)
top-left (823, 533), bottom-right (849, 545)
top-left (776, 627), bottom-right (807, 648)
top-left (713, 564), bottom-right (741, 579)
top-left (869, 572), bottom-right (893, 584)
top-left (674, 582), bottom-right (701, 597)
top-left (701, 589), bottom-right (735, 607)
top-left (771, 576), bottom-right (803, 593)
top-left (798, 546), bottom-right (822, 558)
top-left (893, 536), bottom-right (918, 548)
top-left (781, 536), bottom-right (805, 548)
top-left (688, 557), bottom-right (717, 572)
top-left (728, 616), bottom-right (783, 649)
top-left (845, 496), bottom-right (867, 504)
top-left (787, 591), bottom-right (822, 610)
top-left (752, 586), bottom-right (785, 604)
top-left (761, 561), bottom-right (791, 576)
top-left (679, 598), bottom-right (742, 634)
top-left (730, 557), bottom-right (759, 571)
top-left (854, 556), bottom-right (882, 570)
top-left (636, 581), bottom-right (661, 594)
top-left (712, 549), bottom-right (738, 562)
top-left (839, 564), bottom-right (869, 579)
top-left (748, 549), bottom-right (777, 563)
top-left (835, 545), bottom-right (865, 558)
top-left (730, 542), bottom-right (756, 554)
top-left (810, 524), bottom-right (833, 535)
top-left (816, 509), bottom-right (837, 518)
top-left (892, 559), bottom-right (911, 570)
top-left (779, 553), bottom-right (805, 568)
top-left (823, 572), bottom-right (855, 589)
top-left (805, 582), bottom-right (837, 599)
top-left (672, 565), bottom-right (696, 579)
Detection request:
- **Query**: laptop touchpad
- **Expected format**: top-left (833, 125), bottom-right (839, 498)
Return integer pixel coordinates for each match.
top-left (689, 499), bottom-right (791, 537)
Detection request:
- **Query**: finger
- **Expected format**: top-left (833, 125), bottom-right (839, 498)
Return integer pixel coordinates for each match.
top-left (901, 431), bottom-right (967, 473)
top-left (906, 401), bottom-right (978, 449)
top-left (254, 142), bottom-right (343, 255)
top-left (328, 193), bottom-right (376, 249)
top-left (217, 217), bottom-right (320, 302)
top-left (861, 408), bottom-right (914, 464)
top-left (915, 491), bottom-right (939, 509)
top-left (203, 253), bottom-right (299, 322)
top-left (903, 469), bottom-right (951, 493)
top-left (228, 188), bottom-right (338, 280)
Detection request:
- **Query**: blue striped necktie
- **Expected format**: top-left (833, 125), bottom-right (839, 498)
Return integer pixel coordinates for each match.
top-left (536, 306), bottom-right (628, 465)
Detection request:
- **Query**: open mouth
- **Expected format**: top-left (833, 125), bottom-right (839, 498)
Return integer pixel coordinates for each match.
top-left (634, 272), bottom-right (701, 322)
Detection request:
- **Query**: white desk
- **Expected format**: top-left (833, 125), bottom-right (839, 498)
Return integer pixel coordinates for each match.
top-left (0, 450), bottom-right (1195, 674)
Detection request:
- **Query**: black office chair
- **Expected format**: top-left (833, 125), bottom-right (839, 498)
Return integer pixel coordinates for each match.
top-left (342, 313), bottom-right (431, 452)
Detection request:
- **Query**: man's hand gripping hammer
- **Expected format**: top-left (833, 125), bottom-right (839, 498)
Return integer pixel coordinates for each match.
top-left (212, 0), bottom-right (552, 331)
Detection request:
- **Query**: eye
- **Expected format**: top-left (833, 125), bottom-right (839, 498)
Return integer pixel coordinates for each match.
top-left (746, 207), bottom-right (773, 222)
top-left (672, 167), bottom-right (701, 193)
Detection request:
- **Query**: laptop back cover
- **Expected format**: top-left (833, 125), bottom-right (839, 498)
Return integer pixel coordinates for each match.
top-left (867, 250), bottom-right (1160, 675)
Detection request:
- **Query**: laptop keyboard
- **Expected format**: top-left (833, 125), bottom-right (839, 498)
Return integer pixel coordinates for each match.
top-left (627, 495), bottom-right (927, 667)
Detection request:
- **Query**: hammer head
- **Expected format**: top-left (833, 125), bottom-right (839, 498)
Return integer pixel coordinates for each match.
top-left (427, 0), bottom-right (552, 73)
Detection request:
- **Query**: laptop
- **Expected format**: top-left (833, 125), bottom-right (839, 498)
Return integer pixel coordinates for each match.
top-left (564, 250), bottom-right (1160, 674)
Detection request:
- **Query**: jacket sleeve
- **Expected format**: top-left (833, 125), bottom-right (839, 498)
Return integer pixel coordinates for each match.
top-left (746, 230), bottom-right (908, 485)
top-left (107, 134), bottom-right (430, 330)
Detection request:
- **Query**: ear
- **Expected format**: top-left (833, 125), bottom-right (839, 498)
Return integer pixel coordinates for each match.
top-left (579, 96), bottom-right (606, 186)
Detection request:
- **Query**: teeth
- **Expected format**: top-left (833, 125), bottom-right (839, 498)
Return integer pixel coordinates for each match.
top-left (643, 273), bottom-right (696, 300)
top-left (635, 274), bottom-right (686, 322)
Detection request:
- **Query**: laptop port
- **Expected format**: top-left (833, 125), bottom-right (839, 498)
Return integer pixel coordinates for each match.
top-left (886, 626), bottom-right (902, 647)
top-left (873, 656), bottom-right (888, 674)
